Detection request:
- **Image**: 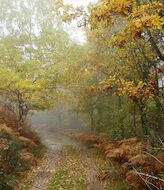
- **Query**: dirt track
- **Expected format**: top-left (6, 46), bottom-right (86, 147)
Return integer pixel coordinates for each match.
top-left (28, 129), bottom-right (107, 190)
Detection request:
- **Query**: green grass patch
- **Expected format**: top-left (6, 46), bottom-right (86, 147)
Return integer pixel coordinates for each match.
top-left (30, 144), bottom-right (46, 159)
top-left (48, 170), bottom-right (86, 190)
top-left (48, 145), bottom-right (87, 190)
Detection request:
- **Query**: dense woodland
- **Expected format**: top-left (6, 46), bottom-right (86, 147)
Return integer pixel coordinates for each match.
top-left (60, 0), bottom-right (164, 142)
top-left (0, 0), bottom-right (164, 189)
top-left (0, 0), bottom-right (163, 141)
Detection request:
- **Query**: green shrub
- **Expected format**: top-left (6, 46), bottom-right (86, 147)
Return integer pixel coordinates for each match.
top-left (0, 132), bottom-right (29, 189)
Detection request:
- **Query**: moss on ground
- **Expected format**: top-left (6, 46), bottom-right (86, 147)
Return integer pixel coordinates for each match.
top-left (48, 146), bottom-right (87, 190)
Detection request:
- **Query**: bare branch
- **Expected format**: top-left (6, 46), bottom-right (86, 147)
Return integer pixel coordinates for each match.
top-left (143, 151), bottom-right (164, 167)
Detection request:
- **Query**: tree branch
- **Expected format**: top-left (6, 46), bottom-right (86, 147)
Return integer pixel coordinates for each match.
top-left (146, 28), bottom-right (164, 62)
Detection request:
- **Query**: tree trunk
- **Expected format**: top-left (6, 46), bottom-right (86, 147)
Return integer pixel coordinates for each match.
top-left (18, 114), bottom-right (26, 131)
top-left (90, 110), bottom-right (94, 134)
top-left (133, 104), bottom-right (137, 136)
top-left (118, 96), bottom-right (125, 138)
top-left (138, 102), bottom-right (148, 136)
top-left (18, 100), bottom-right (29, 131)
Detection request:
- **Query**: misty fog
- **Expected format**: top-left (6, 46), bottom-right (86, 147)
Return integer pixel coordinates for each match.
top-left (30, 107), bottom-right (88, 133)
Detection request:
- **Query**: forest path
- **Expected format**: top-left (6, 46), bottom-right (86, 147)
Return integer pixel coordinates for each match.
top-left (26, 128), bottom-right (107, 190)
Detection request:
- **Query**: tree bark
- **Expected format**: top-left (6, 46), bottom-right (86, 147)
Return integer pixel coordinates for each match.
top-left (17, 93), bottom-right (29, 131)
top-left (133, 104), bottom-right (137, 136)
top-left (90, 110), bottom-right (94, 134)
top-left (146, 29), bottom-right (164, 62)
top-left (138, 102), bottom-right (148, 136)
top-left (118, 96), bottom-right (125, 138)
top-left (18, 113), bottom-right (27, 131)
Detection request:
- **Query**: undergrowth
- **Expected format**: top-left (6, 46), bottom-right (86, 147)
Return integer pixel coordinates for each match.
top-left (0, 132), bottom-right (29, 190)
top-left (89, 148), bottom-right (134, 190)
top-left (0, 126), bottom-right (46, 190)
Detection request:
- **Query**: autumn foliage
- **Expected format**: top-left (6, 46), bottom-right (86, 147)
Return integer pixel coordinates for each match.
top-left (60, 0), bottom-right (164, 140)
top-left (0, 103), bottom-right (45, 189)
top-left (64, 130), bottom-right (164, 190)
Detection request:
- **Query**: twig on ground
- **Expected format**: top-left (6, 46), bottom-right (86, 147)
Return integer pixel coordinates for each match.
top-left (143, 151), bottom-right (164, 167)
